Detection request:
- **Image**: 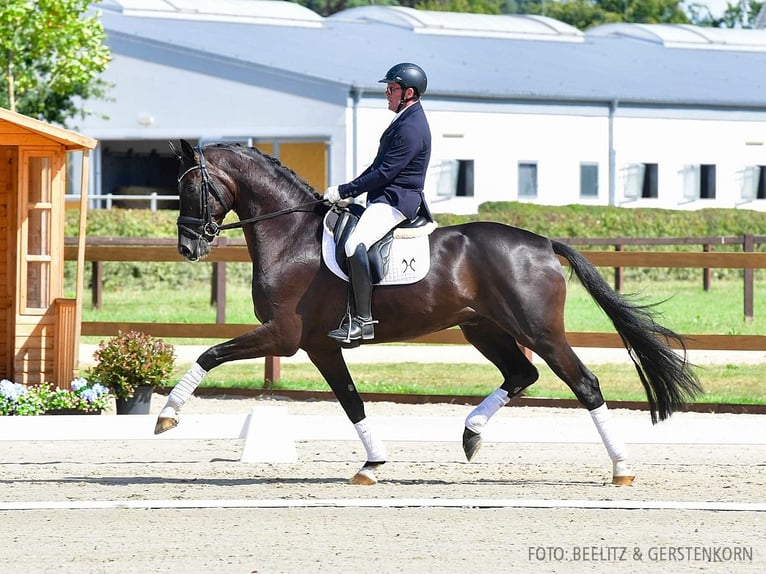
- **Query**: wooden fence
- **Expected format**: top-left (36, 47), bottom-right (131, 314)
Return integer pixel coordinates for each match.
top-left (64, 235), bottom-right (766, 383)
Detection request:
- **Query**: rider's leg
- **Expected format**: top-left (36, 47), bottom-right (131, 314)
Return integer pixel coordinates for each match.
top-left (329, 243), bottom-right (376, 341)
top-left (328, 202), bottom-right (406, 342)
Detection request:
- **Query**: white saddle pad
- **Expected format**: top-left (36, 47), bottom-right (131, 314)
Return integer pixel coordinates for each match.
top-left (322, 211), bottom-right (435, 285)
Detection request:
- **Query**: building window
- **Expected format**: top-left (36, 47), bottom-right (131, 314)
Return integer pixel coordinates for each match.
top-left (456, 160), bottom-right (474, 197)
top-left (518, 162), bottom-right (537, 198)
top-left (700, 164), bottom-right (716, 199)
top-left (641, 163), bottom-right (658, 198)
top-left (580, 163), bottom-right (598, 198)
top-left (426, 159), bottom-right (473, 199)
top-left (740, 165), bottom-right (766, 200)
top-left (682, 164), bottom-right (717, 201)
top-left (623, 163), bottom-right (658, 200)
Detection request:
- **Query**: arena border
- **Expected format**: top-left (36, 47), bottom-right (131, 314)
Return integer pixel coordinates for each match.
top-left (160, 388), bottom-right (766, 415)
top-left (2, 498), bottom-right (765, 512)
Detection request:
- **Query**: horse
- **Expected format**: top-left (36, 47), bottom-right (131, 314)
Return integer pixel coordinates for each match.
top-left (156, 139), bottom-right (702, 486)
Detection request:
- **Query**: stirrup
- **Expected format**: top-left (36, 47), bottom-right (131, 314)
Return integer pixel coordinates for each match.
top-left (328, 316), bottom-right (377, 343)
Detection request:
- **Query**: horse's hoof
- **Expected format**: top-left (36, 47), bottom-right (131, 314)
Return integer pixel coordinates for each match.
top-left (350, 462), bottom-right (384, 485)
top-left (154, 409), bottom-right (179, 435)
top-left (612, 475), bottom-right (635, 486)
top-left (463, 427), bottom-right (483, 461)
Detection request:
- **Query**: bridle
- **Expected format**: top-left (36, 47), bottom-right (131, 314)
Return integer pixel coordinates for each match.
top-left (176, 145), bottom-right (325, 244)
top-left (176, 146), bottom-right (232, 244)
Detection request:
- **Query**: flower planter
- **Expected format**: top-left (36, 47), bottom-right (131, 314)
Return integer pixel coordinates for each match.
top-left (115, 385), bottom-right (153, 415)
top-left (45, 409), bottom-right (102, 415)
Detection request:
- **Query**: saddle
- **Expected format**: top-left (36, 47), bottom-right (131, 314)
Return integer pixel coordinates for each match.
top-left (331, 203), bottom-right (432, 283)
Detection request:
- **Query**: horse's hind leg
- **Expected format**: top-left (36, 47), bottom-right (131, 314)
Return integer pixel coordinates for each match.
top-left (459, 319), bottom-right (539, 461)
top-left (535, 338), bottom-right (634, 485)
top-left (307, 348), bottom-right (386, 485)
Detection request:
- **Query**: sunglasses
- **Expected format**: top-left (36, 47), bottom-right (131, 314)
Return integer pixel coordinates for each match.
top-left (385, 85), bottom-right (402, 95)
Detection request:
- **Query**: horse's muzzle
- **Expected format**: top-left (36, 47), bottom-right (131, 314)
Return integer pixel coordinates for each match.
top-left (178, 236), bottom-right (210, 262)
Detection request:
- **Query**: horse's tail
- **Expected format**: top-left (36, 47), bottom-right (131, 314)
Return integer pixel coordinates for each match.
top-left (551, 240), bottom-right (702, 424)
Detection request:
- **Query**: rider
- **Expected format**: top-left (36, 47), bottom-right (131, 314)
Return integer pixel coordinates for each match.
top-left (324, 62), bottom-right (433, 343)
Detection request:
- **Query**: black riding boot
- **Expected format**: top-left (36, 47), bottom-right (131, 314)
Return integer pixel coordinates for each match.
top-left (328, 244), bottom-right (377, 342)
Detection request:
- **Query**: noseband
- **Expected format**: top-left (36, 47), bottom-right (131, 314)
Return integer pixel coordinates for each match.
top-left (176, 146), bottom-right (231, 244)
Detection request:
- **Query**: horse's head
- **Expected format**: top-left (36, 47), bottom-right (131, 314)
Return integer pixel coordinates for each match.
top-left (170, 139), bottom-right (233, 261)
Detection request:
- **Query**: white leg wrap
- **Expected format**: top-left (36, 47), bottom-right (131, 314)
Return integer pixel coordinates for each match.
top-left (589, 403), bottom-right (630, 472)
top-left (465, 388), bottom-right (510, 433)
top-left (354, 418), bottom-right (387, 462)
top-left (164, 363), bottom-right (207, 412)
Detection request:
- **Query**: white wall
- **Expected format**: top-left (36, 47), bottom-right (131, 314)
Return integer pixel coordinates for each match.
top-left (614, 114), bottom-right (766, 211)
top-left (80, 54), bottom-right (766, 214)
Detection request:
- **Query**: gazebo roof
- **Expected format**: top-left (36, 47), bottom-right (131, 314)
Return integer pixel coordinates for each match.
top-left (0, 107), bottom-right (98, 151)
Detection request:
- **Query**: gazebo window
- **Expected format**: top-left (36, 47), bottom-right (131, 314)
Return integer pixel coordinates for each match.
top-left (22, 154), bottom-right (54, 310)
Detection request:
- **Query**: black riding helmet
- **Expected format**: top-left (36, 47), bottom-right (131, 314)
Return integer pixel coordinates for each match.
top-left (379, 62), bottom-right (427, 97)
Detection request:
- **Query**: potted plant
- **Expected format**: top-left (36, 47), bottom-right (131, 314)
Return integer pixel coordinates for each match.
top-left (39, 378), bottom-right (112, 415)
top-left (86, 331), bottom-right (175, 415)
top-left (1, 379), bottom-right (45, 415)
top-left (0, 378), bottom-right (112, 415)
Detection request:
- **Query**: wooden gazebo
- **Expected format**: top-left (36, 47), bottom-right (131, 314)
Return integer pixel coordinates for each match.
top-left (0, 107), bottom-right (97, 388)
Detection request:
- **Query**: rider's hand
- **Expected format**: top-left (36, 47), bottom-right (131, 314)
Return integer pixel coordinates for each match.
top-left (324, 185), bottom-right (341, 204)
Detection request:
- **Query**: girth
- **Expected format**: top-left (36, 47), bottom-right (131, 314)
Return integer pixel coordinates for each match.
top-left (332, 203), bottom-right (431, 283)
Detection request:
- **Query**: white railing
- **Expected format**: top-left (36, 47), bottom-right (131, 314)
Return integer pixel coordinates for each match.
top-left (65, 193), bottom-right (180, 211)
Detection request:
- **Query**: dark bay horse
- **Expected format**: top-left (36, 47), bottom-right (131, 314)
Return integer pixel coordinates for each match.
top-left (156, 139), bottom-right (702, 485)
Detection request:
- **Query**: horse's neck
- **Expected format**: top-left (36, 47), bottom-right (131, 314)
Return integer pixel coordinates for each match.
top-left (235, 199), bottom-right (322, 264)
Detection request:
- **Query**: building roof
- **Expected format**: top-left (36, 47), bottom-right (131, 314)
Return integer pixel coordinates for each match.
top-left (95, 1), bottom-right (766, 109)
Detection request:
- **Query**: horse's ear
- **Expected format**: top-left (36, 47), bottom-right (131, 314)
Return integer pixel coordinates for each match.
top-left (179, 139), bottom-right (197, 162)
top-left (168, 141), bottom-right (181, 159)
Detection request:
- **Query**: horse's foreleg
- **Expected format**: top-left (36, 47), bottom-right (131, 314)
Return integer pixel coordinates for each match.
top-left (307, 348), bottom-right (386, 485)
top-left (350, 418), bottom-right (387, 485)
top-left (154, 362), bottom-right (206, 433)
top-left (155, 324), bottom-right (299, 435)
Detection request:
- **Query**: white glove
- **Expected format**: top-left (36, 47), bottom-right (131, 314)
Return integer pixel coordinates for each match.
top-left (324, 185), bottom-right (341, 204)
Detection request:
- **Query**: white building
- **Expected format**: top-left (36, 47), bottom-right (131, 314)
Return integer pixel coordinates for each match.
top-left (78, 0), bottom-right (766, 213)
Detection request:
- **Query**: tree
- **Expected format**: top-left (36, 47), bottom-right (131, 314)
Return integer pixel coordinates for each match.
top-left (416, 0), bottom-right (505, 13)
top-left (516, 0), bottom-right (690, 28)
top-left (0, 0), bottom-right (111, 126)
top-left (300, 0), bottom-right (397, 17)
top-left (719, 0), bottom-right (764, 27)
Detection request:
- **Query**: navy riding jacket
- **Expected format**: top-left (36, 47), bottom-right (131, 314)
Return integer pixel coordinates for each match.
top-left (338, 102), bottom-right (432, 221)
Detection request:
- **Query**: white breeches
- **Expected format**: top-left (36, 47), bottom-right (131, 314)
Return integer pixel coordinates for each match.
top-left (344, 202), bottom-right (406, 257)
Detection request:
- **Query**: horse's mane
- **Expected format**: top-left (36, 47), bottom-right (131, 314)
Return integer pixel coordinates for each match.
top-left (206, 143), bottom-right (322, 201)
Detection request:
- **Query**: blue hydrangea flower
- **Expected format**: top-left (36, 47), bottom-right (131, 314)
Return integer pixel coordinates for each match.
top-left (0, 379), bottom-right (27, 401)
top-left (80, 388), bottom-right (99, 402)
top-left (91, 383), bottom-right (109, 397)
top-left (70, 377), bottom-right (89, 392)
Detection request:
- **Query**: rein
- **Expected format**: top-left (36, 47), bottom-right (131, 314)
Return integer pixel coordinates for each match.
top-left (177, 145), bottom-right (326, 240)
top-left (213, 199), bottom-right (326, 234)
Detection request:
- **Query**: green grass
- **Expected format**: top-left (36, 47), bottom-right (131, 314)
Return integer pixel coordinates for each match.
top-left (171, 360), bottom-right (766, 406)
top-left (562, 275), bottom-right (764, 335)
top-left (77, 276), bottom-right (766, 405)
top-left (79, 275), bottom-right (765, 336)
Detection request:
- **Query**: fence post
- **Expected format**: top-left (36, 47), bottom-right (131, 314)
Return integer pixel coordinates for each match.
top-left (264, 356), bottom-right (280, 389)
top-left (613, 243), bottom-right (623, 292)
top-left (211, 238), bottom-right (227, 323)
top-left (702, 243), bottom-right (711, 292)
top-left (92, 261), bottom-right (103, 309)
top-left (744, 233), bottom-right (754, 323)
